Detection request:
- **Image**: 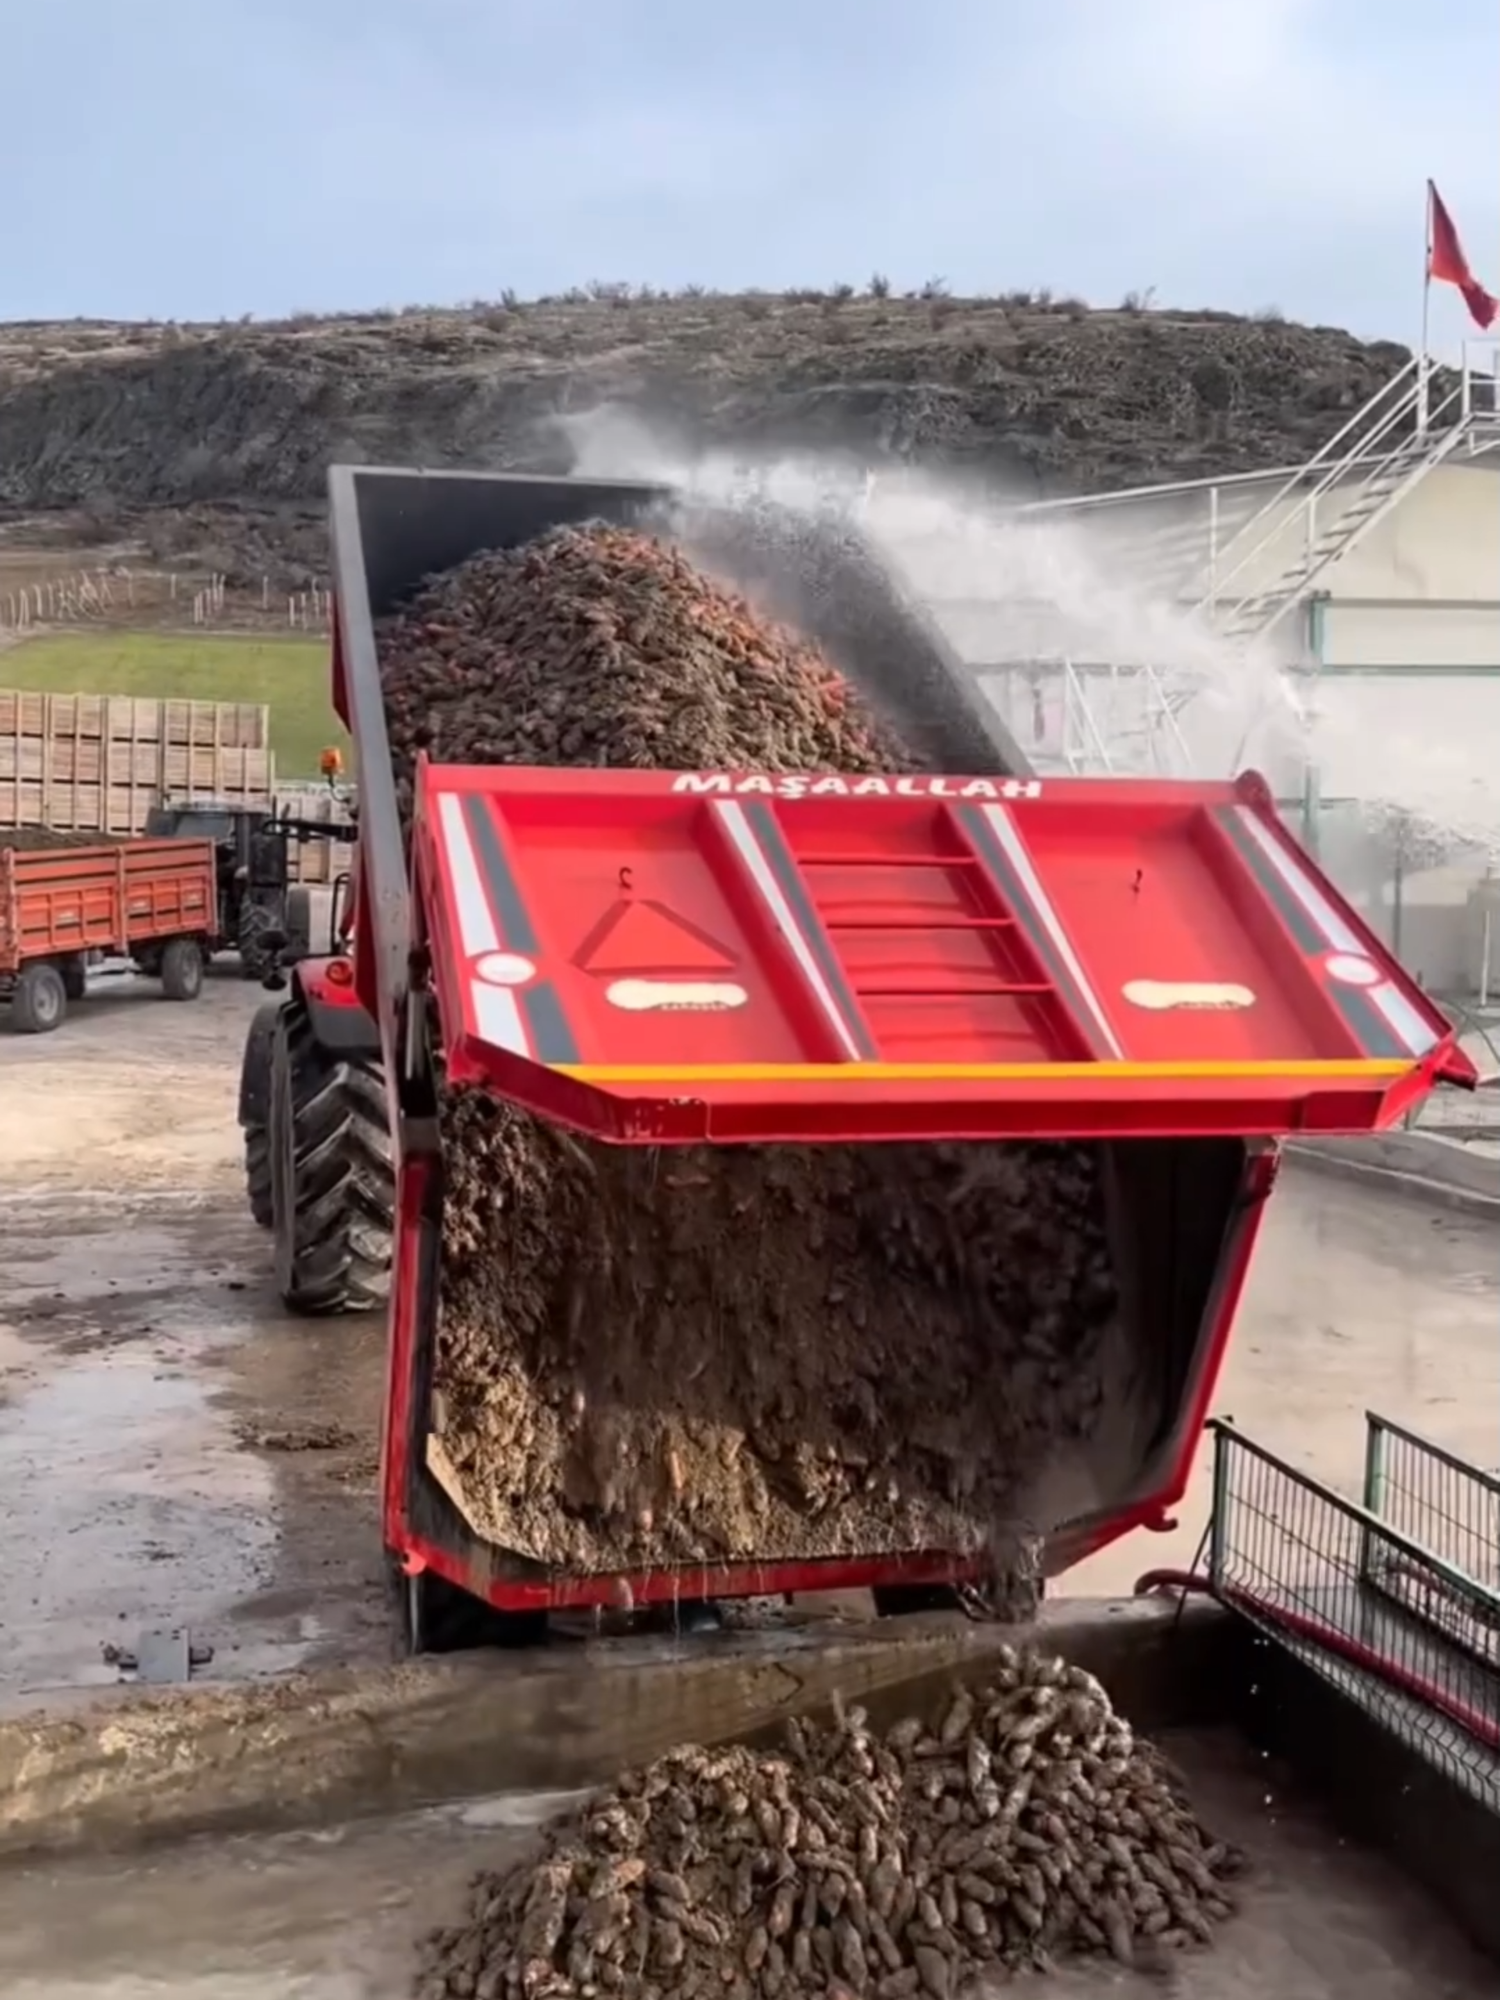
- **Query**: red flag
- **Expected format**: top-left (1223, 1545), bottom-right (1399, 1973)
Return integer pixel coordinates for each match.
top-left (1427, 181), bottom-right (1498, 330)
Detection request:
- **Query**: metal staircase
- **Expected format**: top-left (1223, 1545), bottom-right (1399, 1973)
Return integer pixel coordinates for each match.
top-left (1193, 341), bottom-right (1500, 646)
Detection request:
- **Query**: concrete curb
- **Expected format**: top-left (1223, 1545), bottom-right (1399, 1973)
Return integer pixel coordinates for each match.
top-left (0, 1599), bottom-right (1229, 1862)
top-left (1287, 1132), bottom-right (1500, 1220)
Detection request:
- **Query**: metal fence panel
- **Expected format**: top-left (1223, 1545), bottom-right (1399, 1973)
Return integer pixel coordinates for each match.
top-left (1206, 1420), bottom-right (1500, 1811)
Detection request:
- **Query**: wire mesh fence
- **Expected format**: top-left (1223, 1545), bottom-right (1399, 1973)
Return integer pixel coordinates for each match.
top-left (1206, 1420), bottom-right (1500, 1810)
top-left (1360, 1412), bottom-right (1500, 1667)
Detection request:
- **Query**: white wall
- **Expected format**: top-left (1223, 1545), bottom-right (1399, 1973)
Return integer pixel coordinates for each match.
top-left (1322, 603), bottom-right (1500, 668)
top-left (1307, 674), bottom-right (1500, 850)
top-left (1325, 460), bottom-right (1500, 603)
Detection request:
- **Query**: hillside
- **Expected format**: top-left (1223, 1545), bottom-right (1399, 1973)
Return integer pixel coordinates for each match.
top-left (0, 291), bottom-right (1409, 580)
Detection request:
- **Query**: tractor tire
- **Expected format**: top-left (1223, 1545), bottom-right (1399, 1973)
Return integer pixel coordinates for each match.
top-left (245, 1124), bottom-right (274, 1229)
top-left (238, 901), bottom-right (277, 981)
top-left (12, 962), bottom-right (67, 1034)
top-left (160, 937), bottom-right (204, 1001)
top-left (285, 886), bottom-right (313, 957)
top-left (239, 1002), bottom-right (280, 1230)
top-left (269, 998), bottom-right (393, 1316)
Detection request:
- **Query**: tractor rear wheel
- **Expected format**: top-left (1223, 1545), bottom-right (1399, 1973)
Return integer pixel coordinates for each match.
top-left (239, 1002), bottom-right (280, 1229)
top-left (238, 901), bottom-right (277, 981)
top-left (246, 1126), bottom-right (274, 1229)
top-left (269, 998), bottom-right (393, 1315)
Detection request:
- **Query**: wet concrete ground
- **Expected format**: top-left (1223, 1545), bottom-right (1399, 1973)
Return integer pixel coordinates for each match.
top-left (0, 977), bottom-right (389, 1699)
top-left (0, 1202), bottom-right (388, 1697)
top-left (0, 1730), bottom-right (1492, 1998)
top-left (0, 973), bottom-right (1497, 1691)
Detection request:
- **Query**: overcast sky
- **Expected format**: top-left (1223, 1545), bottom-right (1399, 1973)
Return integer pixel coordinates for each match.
top-left (6, 0), bottom-right (1497, 344)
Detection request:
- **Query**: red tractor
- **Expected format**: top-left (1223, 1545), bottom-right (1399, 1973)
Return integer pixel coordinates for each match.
top-left (237, 748), bottom-right (393, 1314)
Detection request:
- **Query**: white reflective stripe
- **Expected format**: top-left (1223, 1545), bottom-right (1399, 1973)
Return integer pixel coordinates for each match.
top-left (1235, 806), bottom-right (1361, 951)
top-left (1234, 807), bottom-right (1437, 1057)
top-left (472, 982), bottom-right (531, 1056)
top-left (436, 792), bottom-right (500, 955)
top-left (714, 800), bottom-right (863, 1062)
top-left (979, 805), bottom-right (1125, 1060)
top-left (436, 795), bottom-right (530, 1054)
top-left (1368, 982), bottom-right (1440, 1057)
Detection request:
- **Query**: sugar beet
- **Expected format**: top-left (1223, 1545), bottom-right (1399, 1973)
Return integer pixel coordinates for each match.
top-left (412, 1647), bottom-right (1243, 1998)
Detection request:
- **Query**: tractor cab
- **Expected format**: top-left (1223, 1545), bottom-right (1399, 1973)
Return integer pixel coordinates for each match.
top-left (144, 799), bottom-right (312, 976)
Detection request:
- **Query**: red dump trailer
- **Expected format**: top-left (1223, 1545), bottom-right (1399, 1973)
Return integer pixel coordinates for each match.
top-left (238, 466), bottom-right (1477, 1652)
top-left (0, 832), bottom-right (216, 1033)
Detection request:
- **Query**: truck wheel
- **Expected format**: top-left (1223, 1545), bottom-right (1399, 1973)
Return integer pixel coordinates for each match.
top-left (239, 1001), bottom-right (281, 1230)
top-left (238, 902), bottom-right (276, 980)
top-left (61, 957), bottom-right (88, 1002)
top-left (160, 938), bottom-right (204, 1001)
top-left (270, 997), bottom-right (394, 1315)
top-left (285, 886), bottom-right (313, 956)
top-left (12, 963), bottom-right (67, 1034)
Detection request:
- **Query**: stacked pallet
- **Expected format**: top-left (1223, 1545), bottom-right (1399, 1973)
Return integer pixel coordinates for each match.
top-left (274, 782), bottom-right (355, 883)
top-left (0, 690), bottom-right (275, 834)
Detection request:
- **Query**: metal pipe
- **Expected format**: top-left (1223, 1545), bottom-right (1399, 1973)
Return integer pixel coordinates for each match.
top-left (1207, 485), bottom-right (1220, 611)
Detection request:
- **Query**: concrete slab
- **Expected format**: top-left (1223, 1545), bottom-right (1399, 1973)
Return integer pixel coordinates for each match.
top-left (1070, 1161), bottom-right (1500, 1594)
top-left (1290, 1129), bottom-right (1500, 1218)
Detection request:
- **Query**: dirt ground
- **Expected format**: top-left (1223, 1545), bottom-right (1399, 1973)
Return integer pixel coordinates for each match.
top-left (0, 971), bottom-right (1495, 1697)
top-left (0, 1728), bottom-right (1492, 1999)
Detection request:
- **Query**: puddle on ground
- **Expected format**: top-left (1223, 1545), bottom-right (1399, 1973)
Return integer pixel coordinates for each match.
top-left (0, 1337), bottom-right (279, 1694)
top-left (0, 1215), bottom-right (306, 1697)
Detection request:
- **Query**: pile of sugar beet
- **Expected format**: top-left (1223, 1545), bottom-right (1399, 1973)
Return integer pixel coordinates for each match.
top-left (377, 522), bottom-right (1123, 1574)
top-left (414, 1647), bottom-right (1243, 1998)
top-left (0, 826), bottom-right (121, 850)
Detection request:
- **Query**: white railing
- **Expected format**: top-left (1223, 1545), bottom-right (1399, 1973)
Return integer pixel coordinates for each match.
top-left (1198, 358), bottom-right (1421, 619)
top-left (988, 658), bottom-right (1195, 777)
top-left (1194, 339), bottom-right (1499, 638)
top-left (1058, 661), bottom-right (1115, 773)
top-left (1448, 335), bottom-right (1500, 429)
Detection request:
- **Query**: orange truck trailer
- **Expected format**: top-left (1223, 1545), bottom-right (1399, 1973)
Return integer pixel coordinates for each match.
top-left (0, 831), bottom-right (216, 1033)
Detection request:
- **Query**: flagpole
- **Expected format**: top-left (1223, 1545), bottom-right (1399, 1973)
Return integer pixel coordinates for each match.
top-left (1418, 179), bottom-right (1433, 435)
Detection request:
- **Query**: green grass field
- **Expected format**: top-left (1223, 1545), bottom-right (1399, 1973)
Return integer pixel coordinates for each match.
top-left (2, 630), bottom-right (347, 778)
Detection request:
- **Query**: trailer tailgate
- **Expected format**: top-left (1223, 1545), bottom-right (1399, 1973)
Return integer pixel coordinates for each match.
top-left (412, 761), bottom-right (1474, 1144)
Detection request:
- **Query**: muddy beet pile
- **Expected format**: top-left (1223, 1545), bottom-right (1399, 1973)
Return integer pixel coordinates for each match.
top-left (377, 525), bottom-right (1122, 1572)
top-left (414, 1649), bottom-right (1242, 1998)
top-left (0, 826), bottom-right (120, 850)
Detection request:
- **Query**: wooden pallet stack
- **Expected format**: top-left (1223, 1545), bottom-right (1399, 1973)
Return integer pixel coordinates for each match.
top-left (0, 690), bottom-right (275, 834)
top-left (273, 782), bottom-right (356, 884)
